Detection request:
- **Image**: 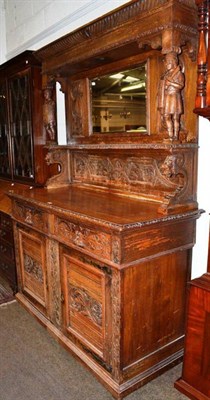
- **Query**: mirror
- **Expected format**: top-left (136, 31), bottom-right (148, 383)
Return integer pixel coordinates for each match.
top-left (91, 63), bottom-right (147, 134)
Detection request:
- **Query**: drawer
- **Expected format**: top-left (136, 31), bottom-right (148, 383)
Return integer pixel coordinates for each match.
top-left (54, 216), bottom-right (111, 260)
top-left (12, 201), bottom-right (49, 233)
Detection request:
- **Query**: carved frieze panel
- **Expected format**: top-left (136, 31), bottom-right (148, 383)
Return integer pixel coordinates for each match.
top-left (55, 217), bottom-right (111, 260)
top-left (72, 152), bottom-right (187, 199)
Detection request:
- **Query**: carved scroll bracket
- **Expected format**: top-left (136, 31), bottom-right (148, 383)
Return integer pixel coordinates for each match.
top-left (45, 148), bottom-right (71, 188)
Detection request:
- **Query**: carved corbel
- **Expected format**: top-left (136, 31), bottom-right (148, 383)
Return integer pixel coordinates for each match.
top-left (137, 35), bottom-right (162, 50)
top-left (45, 148), bottom-right (71, 188)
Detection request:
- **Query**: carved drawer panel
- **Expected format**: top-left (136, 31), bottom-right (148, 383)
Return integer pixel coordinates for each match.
top-left (17, 227), bottom-right (48, 315)
top-left (60, 248), bottom-right (112, 365)
top-left (13, 201), bottom-right (48, 232)
top-left (54, 216), bottom-right (111, 260)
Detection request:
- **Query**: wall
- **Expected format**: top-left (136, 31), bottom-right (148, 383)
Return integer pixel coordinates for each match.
top-left (4, 0), bottom-right (132, 60)
top-left (0, 0), bottom-right (6, 63)
top-left (192, 117), bottom-right (210, 278)
top-left (1, 0), bottom-right (210, 277)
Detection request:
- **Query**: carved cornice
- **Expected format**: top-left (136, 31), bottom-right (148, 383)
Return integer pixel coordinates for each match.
top-left (35, 0), bottom-right (197, 71)
top-left (36, 0), bottom-right (169, 61)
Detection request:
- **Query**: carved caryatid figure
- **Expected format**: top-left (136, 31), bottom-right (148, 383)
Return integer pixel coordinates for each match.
top-left (158, 52), bottom-right (185, 141)
top-left (43, 86), bottom-right (56, 141)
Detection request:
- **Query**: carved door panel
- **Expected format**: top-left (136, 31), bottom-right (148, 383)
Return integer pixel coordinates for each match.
top-left (17, 226), bottom-right (48, 316)
top-left (60, 247), bottom-right (112, 368)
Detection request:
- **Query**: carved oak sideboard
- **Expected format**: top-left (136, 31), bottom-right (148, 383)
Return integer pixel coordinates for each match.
top-left (8, 1), bottom-right (202, 398)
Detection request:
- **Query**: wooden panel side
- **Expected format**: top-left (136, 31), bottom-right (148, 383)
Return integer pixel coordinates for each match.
top-left (121, 250), bottom-right (190, 369)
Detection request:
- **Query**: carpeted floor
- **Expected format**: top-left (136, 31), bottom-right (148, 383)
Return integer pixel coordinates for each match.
top-left (0, 301), bottom-right (187, 400)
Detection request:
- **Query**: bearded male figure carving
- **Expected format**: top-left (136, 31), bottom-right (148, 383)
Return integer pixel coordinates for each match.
top-left (43, 86), bottom-right (56, 141)
top-left (158, 52), bottom-right (185, 141)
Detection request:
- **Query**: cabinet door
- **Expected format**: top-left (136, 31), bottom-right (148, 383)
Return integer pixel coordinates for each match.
top-left (17, 226), bottom-right (48, 316)
top-left (9, 71), bottom-right (34, 181)
top-left (0, 81), bottom-right (11, 178)
top-left (60, 247), bottom-right (112, 368)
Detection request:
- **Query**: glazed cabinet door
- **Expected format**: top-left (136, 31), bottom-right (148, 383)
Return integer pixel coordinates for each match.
top-left (9, 71), bottom-right (34, 181)
top-left (0, 80), bottom-right (11, 178)
top-left (16, 225), bottom-right (48, 316)
top-left (60, 247), bottom-right (112, 369)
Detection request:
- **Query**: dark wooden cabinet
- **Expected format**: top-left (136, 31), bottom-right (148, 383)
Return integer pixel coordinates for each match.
top-left (0, 51), bottom-right (51, 289)
top-left (0, 211), bottom-right (16, 292)
top-left (0, 50), bottom-right (47, 186)
top-left (7, 1), bottom-right (203, 398)
top-left (9, 186), bottom-right (200, 399)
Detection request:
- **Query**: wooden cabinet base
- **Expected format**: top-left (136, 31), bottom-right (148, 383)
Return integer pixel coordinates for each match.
top-left (175, 274), bottom-right (210, 400)
top-left (16, 291), bottom-right (183, 399)
top-left (175, 379), bottom-right (210, 400)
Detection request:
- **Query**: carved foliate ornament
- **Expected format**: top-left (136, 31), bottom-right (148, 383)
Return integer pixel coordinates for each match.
top-left (69, 285), bottom-right (102, 326)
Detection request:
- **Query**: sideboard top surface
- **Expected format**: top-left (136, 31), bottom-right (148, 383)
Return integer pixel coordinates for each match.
top-left (8, 185), bottom-right (200, 231)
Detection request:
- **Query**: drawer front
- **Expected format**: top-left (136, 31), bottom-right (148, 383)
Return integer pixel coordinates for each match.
top-left (54, 216), bottom-right (111, 260)
top-left (60, 248), bottom-right (112, 367)
top-left (13, 201), bottom-right (48, 233)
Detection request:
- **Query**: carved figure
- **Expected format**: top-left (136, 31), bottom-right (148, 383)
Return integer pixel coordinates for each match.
top-left (43, 86), bottom-right (56, 141)
top-left (158, 52), bottom-right (184, 140)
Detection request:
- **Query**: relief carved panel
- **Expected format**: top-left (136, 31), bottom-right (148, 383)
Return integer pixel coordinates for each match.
top-left (69, 284), bottom-right (102, 326)
top-left (73, 153), bottom-right (186, 198)
top-left (24, 254), bottom-right (43, 282)
top-left (55, 218), bottom-right (111, 260)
